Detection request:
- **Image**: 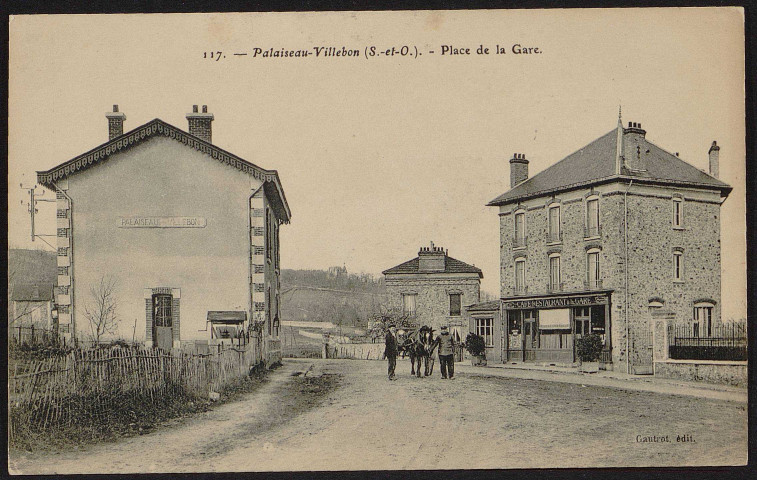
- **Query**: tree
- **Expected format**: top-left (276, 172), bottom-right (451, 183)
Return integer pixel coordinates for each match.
top-left (83, 275), bottom-right (119, 345)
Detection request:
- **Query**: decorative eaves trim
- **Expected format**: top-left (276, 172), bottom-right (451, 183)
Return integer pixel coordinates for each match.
top-left (36, 119), bottom-right (291, 222)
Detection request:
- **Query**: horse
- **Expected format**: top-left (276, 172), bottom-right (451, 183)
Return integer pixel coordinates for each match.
top-left (399, 326), bottom-right (436, 377)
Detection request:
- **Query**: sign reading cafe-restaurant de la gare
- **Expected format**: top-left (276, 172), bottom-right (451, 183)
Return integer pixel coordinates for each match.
top-left (503, 294), bottom-right (609, 310)
top-left (117, 216), bottom-right (207, 228)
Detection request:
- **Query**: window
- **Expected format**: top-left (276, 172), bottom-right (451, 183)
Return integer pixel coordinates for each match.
top-left (694, 303), bottom-right (713, 337)
top-left (548, 204), bottom-right (561, 243)
top-left (449, 293), bottom-right (462, 316)
top-left (586, 249), bottom-right (601, 289)
top-left (475, 318), bottom-right (494, 347)
top-left (402, 293), bottom-right (417, 316)
top-left (515, 259), bottom-right (526, 294)
top-left (153, 294), bottom-right (173, 327)
top-left (585, 197), bottom-right (600, 237)
top-left (514, 211), bottom-right (526, 247)
top-left (549, 254), bottom-right (561, 291)
top-left (673, 251), bottom-right (684, 281)
top-left (673, 198), bottom-right (683, 228)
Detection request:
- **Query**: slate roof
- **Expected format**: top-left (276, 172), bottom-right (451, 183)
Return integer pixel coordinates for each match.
top-left (488, 129), bottom-right (732, 206)
top-left (465, 300), bottom-right (499, 312)
top-left (12, 284), bottom-right (54, 302)
top-left (382, 256), bottom-right (483, 278)
top-left (36, 118), bottom-right (291, 222)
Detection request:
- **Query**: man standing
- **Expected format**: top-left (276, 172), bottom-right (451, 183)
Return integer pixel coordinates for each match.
top-left (385, 324), bottom-right (398, 380)
top-left (436, 325), bottom-right (456, 379)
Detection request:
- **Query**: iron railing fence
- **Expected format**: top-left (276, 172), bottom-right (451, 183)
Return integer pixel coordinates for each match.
top-left (669, 322), bottom-right (747, 361)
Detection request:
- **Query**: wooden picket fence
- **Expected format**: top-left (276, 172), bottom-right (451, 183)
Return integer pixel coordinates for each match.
top-left (8, 337), bottom-right (263, 441)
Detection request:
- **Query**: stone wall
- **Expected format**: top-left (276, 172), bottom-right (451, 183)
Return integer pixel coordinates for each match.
top-left (497, 181), bottom-right (724, 372)
top-left (385, 275), bottom-right (480, 332)
top-left (654, 360), bottom-right (747, 387)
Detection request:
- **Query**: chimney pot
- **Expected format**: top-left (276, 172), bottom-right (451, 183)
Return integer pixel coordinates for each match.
top-left (187, 105), bottom-right (214, 143)
top-left (509, 152), bottom-right (529, 188)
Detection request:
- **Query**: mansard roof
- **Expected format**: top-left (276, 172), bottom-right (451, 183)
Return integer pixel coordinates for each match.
top-left (487, 129), bottom-right (732, 207)
top-left (36, 118), bottom-right (291, 223)
top-left (382, 255), bottom-right (483, 278)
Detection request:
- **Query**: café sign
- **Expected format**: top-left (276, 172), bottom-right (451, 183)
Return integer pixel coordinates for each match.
top-left (503, 294), bottom-right (608, 310)
top-left (118, 216), bottom-right (206, 228)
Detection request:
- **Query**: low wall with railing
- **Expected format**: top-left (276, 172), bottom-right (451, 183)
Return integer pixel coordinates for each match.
top-left (652, 316), bottom-right (747, 386)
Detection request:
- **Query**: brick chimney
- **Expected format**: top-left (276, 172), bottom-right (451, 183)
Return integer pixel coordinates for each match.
top-left (186, 104), bottom-right (214, 143)
top-left (623, 122), bottom-right (647, 171)
top-left (708, 141), bottom-right (720, 178)
top-left (509, 153), bottom-right (529, 188)
top-left (418, 241), bottom-right (446, 272)
top-left (106, 105), bottom-right (126, 140)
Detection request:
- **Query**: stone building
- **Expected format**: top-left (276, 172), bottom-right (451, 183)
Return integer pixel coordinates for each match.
top-left (36, 105), bottom-right (291, 357)
top-left (382, 243), bottom-right (482, 340)
top-left (486, 116), bottom-right (731, 372)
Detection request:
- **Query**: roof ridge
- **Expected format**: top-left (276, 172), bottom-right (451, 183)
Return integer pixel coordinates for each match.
top-left (644, 139), bottom-right (729, 187)
top-left (35, 117), bottom-right (291, 222)
top-left (488, 129), bottom-right (616, 205)
top-left (488, 126), bottom-right (731, 206)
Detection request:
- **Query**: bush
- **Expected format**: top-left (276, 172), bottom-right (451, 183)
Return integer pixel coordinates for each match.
top-left (576, 334), bottom-right (603, 362)
top-left (464, 333), bottom-right (487, 357)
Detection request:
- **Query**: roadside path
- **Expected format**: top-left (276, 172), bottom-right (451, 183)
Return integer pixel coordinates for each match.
top-left (9, 358), bottom-right (747, 473)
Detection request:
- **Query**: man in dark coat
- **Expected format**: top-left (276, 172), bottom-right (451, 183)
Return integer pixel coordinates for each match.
top-left (385, 324), bottom-right (398, 380)
top-left (435, 325), bottom-right (456, 379)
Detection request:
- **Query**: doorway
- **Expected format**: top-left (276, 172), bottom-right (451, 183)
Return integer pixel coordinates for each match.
top-left (523, 310), bottom-right (537, 361)
top-left (153, 294), bottom-right (173, 351)
top-left (573, 307), bottom-right (590, 361)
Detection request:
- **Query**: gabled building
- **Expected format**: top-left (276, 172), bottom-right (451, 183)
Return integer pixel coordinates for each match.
top-left (37, 105), bottom-right (290, 358)
top-left (487, 116), bottom-right (731, 372)
top-left (382, 242), bottom-right (482, 341)
top-left (10, 283), bottom-right (55, 330)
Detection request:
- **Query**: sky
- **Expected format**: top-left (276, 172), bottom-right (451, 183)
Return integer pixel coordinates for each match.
top-left (8, 9), bottom-right (746, 319)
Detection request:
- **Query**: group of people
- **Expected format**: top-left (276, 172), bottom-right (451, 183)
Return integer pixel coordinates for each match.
top-left (384, 324), bottom-right (456, 381)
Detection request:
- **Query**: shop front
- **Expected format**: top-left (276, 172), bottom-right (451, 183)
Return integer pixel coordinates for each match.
top-left (502, 291), bottom-right (612, 366)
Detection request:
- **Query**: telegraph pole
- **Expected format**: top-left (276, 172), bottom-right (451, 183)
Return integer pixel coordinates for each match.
top-left (20, 183), bottom-right (56, 248)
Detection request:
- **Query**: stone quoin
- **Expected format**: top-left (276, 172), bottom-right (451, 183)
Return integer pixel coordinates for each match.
top-left (483, 115), bottom-right (731, 372)
top-left (36, 105), bottom-right (291, 355)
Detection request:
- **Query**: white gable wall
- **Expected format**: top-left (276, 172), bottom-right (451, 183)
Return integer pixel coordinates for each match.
top-left (65, 136), bottom-right (262, 342)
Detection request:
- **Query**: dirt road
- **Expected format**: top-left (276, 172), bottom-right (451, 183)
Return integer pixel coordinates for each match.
top-left (9, 358), bottom-right (747, 473)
